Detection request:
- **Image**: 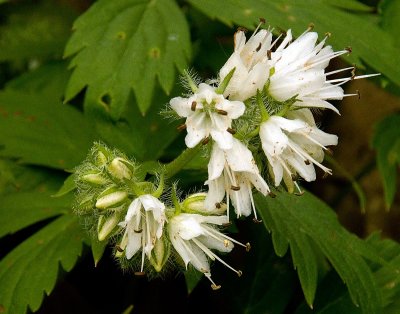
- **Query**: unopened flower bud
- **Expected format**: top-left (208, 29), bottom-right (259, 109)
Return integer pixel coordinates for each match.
top-left (149, 236), bottom-right (170, 272)
top-left (96, 187), bottom-right (128, 210)
top-left (98, 214), bottom-right (120, 241)
top-left (182, 193), bottom-right (226, 215)
top-left (108, 157), bottom-right (133, 180)
top-left (81, 171), bottom-right (108, 185)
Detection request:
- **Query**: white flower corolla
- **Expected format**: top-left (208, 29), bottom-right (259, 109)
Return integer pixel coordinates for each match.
top-left (169, 213), bottom-right (248, 290)
top-left (259, 109), bottom-right (338, 192)
top-left (268, 30), bottom-right (378, 114)
top-left (118, 194), bottom-right (166, 272)
top-left (170, 83), bottom-right (245, 150)
top-left (219, 27), bottom-right (273, 101)
top-left (204, 138), bottom-right (270, 219)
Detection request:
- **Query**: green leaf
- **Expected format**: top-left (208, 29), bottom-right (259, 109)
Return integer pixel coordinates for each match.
top-left (5, 61), bottom-right (70, 104)
top-left (0, 3), bottom-right (76, 61)
top-left (91, 237), bottom-right (108, 267)
top-left (64, 0), bottom-right (191, 118)
top-left (184, 269), bottom-right (203, 294)
top-left (0, 214), bottom-right (87, 314)
top-left (0, 90), bottom-right (97, 169)
top-left (93, 89), bottom-right (181, 161)
top-left (254, 191), bottom-right (382, 313)
top-left (380, 0), bottom-right (400, 47)
top-left (371, 114), bottom-right (400, 209)
top-left (187, 0), bottom-right (400, 87)
top-left (0, 191), bottom-right (72, 239)
top-left (52, 174), bottom-right (76, 197)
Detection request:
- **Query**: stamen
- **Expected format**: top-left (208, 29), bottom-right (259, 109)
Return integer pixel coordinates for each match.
top-left (204, 273), bottom-right (221, 290)
top-left (231, 185), bottom-right (240, 191)
top-left (267, 49), bottom-right (272, 60)
top-left (134, 229), bottom-right (143, 233)
top-left (176, 124), bottom-right (186, 131)
top-left (191, 101), bottom-right (197, 111)
top-left (253, 217), bottom-right (263, 223)
top-left (134, 271), bottom-right (146, 276)
top-left (227, 127), bottom-right (236, 134)
top-left (193, 239), bottom-right (243, 277)
top-left (356, 90), bottom-right (361, 99)
top-left (294, 181), bottom-right (304, 196)
top-left (325, 67), bottom-right (354, 76)
top-left (217, 109), bottom-right (228, 115)
top-left (256, 42), bottom-right (262, 52)
top-left (215, 202), bottom-right (221, 209)
top-left (345, 46), bottom-right (352, 54)
top-left (203, 225), bottom-right (248, 249)
top-left (245, 243), bottom-right (251, 252)
top-left (116, 245), bottom-right (124, 252)
top-left (224, 239), bottom-right (230, 247)
top-left (202, 137), bottom-right (210, 145)
top-left (269, 192), bottom-right (276, 198)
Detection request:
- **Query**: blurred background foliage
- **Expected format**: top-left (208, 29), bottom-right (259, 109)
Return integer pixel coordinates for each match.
top-left (0, 0), bottom-right (399, 313)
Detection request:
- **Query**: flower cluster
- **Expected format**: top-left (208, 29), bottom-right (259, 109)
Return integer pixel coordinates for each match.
top-left (74, 144), bottom-right (247, 287)
top-left (171, 22), bottom-right (377, 201)
top-left (73, 22), bottom-right (377, 288)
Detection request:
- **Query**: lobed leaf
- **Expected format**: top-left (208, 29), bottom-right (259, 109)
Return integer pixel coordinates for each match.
top-left (254, 191), bottom-right (382, 313)
top-left (0, 214), bottom-right (87, 314)
top-left (187, 0), bottom-right (400, 87)
top-left (0, 191), bottom-right (72, 239)
top-left (371, 114), bottom-right (400, 209)
top-left (64, 0), bottom-right (191, 118)
top-left (0, 90), bottom-right (97, 169)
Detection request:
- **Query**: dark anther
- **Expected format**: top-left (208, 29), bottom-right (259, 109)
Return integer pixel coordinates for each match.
top-left (116, 245), bottom-right (124, 252)
top-left (304, 160), bottom-right (310, 165)
top-left (294, 191), bottom-right (305, 196)
top-left (356, 90), bottom-right (361, 99)
top-left (253, 217), bottom-right (263, 224)
top-left (237, 26), bottom-right (248, 33)
top-left (177, 124), bottom-right (186, 131)
top-left (134, 229), bottom-right (143, 233)
top-left (325, 147), bottom-right (333, 155)
top-left (345, 46), bottom-right (352, 54)
top-left (351, 65), bottom-right (356, 80)
top-left (215, 202), bottom-right (221, 209)
top-left (231, 185), bottom-right (240, 191)
top-left (217, 109), bottom-right (228, 115)
top-left (308, 23), bottom-right (315, 30)
top-left (259, 17), bottom-right (266, 24)
top-left (222, 221), bottom-right (233, 227)
top-left (267, 50), bottom-right (272, 60)
top-left (269, 192), bottom-right (276, 198)
top-left (191, 101), bottom-right (197, 111)
top-left (227, 127), bottom-right (236, 134)
top-left (322, 172), bottom-right (329, 179)
top-left (134, 271), bottom-right (146, 276)
top-left (256, 42), bottom-right (262, 52)
top-left (202, 137), bottom-right (210, 145)
top-left (245, 242), bottom-right (251, 252)
top-left (325, 32), bottom-right (331, 38)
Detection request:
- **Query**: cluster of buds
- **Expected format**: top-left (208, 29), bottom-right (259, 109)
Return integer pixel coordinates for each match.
top-left (74, 144), bottom-right (248, 286)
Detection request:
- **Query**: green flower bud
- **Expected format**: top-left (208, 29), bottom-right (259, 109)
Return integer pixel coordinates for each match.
top-left (182, 192), bottom-right (226, 215)
top-left (96, 187), bottom-right (128, 210)
top-left (81, 171), bottom-right (108, 185)
top-left (77, 194), bottom-right (96, 212)
top-left (97, 214), bottom-right (121, 241)
top-left (108, 157), bottom-right (133, 180)
top-left (149, 236), bottom-right (170, 272)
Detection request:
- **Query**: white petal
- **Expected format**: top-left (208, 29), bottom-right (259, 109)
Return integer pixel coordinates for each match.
top-left (125, 230), bottom-right (142, 259)
top-left (246, 172), bottom-right (270, 195)
top-left (125, 198), bottom-right (141, 222)
top-left (204, 176), bottom-right (226, 210)
top-left (208, 143), bottom-right (225, 180)
top-left (185, 112), bottom-right (208, 147)
top-left (172, 214), bottom-right (205, 240)
top-left (170, 97), bottom-right (192, 117)
top-left (211, 130), bottom-right (234, 150)
top-left (225, 138), bottom-right (255, 173)
top-left (216, 99), bottom-right (245, 119)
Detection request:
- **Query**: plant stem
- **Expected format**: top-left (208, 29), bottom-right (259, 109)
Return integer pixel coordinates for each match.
top-left (164, 144), bottom-right (202, 179)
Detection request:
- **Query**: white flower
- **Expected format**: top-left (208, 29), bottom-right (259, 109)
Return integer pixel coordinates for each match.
top-left (118, 194), bottom-right (166, 272)
top-left (268, 30), bottom-right (378, 114)
top-left (259, 109), bottom-right (338, 192)
top-left (219, 27), bottom-right (272, 101)
top-left (169, 213), bottom-right (248, 289)
top-left (205, 138), bottom-right (270, 219)
top-left (170, 83), bottom-right (245, 150)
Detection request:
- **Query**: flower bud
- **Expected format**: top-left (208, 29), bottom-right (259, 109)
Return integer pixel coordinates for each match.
top-left (182, 192), bottom-right (226, 215)
top-left (81, 171), bottom-right (108, 185)
top-left (149, 236), bottom-right (170, 272)
top-left (108, 157), bottom-right (133, 180)
top-left (97, 214), bottom-right (120, 241)
top-left (96, 187), bottom-right (128, 210)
